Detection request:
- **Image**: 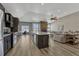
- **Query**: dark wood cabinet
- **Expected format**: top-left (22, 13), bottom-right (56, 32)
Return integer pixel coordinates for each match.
top-left (12, 17), bottom-right (19, 32)
top-left (43, 35), bottom-right (49, 48)
top-left (33, 34), bottom-right (49, 49)
top-left (5, 13), bottom-right (13, 27)
top-left (3, 12), bottom-right (19, 55)
top-left (4, 34), bottom-right (12, 55)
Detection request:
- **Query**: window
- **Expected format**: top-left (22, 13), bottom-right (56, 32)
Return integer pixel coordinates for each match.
top-left (47, 23), bottom-right (51, 32)
top-left (21, 25), bottom-right (29, 33)
top-left (32, 23), bottom-right (40, 32)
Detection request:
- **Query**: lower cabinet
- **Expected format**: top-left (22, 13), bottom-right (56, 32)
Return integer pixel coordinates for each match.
top-left (43, 35), bottom-right (49, 48)
top-left (4, 34), bottom-right (12, 55)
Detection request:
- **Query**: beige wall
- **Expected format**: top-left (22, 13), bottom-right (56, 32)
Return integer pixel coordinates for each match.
top-left (51, 11), bottom-right (79, 32)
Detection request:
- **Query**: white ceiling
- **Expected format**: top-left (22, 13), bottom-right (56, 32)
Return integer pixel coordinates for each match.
top-left (2, 3), bottom-right (79, 22)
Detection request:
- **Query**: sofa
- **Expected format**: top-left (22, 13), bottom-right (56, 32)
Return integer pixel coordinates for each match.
top-left (53, 32), bottom-right (79, 44)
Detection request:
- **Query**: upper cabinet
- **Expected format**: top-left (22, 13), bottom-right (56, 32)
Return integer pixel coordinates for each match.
top-left (4, 13), bottom-right (19, 32)
top-left (12, 17), bottom-right (19, 32)
top-left (4, 13), bottom-right (13, 28)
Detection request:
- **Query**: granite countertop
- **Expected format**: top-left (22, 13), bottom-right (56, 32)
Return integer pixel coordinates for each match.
top-left (32, 32), bottom-right (53, 35)
top-left (3, 34), bottom-right (11, 37)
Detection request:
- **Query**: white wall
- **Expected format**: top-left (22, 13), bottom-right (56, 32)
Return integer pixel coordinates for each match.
top-left (51, 20), bottom-right (64, 32)
top-left (51, 11), bottom-right (79, 32)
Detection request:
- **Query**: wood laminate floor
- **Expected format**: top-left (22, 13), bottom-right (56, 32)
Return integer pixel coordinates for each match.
top-left (6, 35), bottom-right (79, 56)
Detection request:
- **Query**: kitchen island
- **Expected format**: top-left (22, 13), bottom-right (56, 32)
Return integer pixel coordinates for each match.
top-left (32, 32), bottom-right (51, 49)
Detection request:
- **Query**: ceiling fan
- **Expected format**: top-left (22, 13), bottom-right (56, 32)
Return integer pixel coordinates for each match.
top-left (50, 16), bottom-right (58, 20)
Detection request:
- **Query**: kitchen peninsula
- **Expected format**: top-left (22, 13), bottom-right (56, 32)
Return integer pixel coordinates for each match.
top-left (32, 32), bottom-right (50, 49)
